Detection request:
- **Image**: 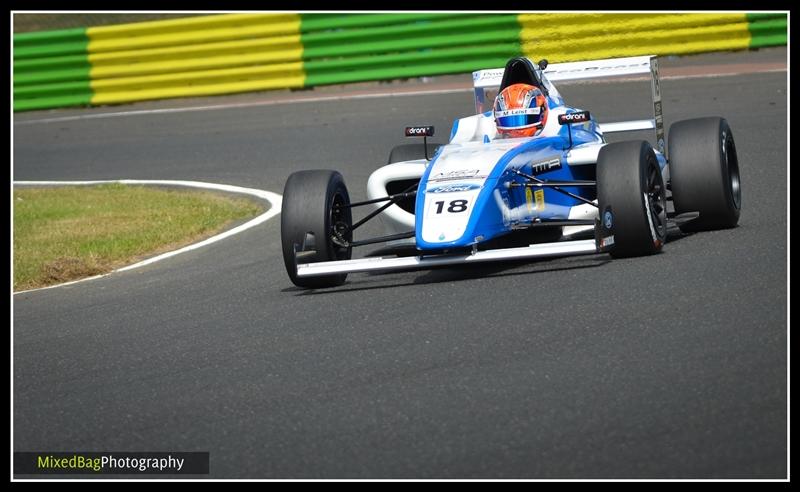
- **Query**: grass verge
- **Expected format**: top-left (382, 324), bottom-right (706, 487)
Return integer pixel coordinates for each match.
top-left (13, 183), bottom-right (265, 291)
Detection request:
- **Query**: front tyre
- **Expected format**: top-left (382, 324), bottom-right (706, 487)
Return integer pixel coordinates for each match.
top-left (668, 117), bottom-right (741, 232)
top-left (597, 140), bottom-right (668, 258)
top-left (280, 170), bottom-right (352, 288)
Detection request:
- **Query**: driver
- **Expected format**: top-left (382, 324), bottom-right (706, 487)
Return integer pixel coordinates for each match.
top-left (493, 83), bottom-right (549, 138)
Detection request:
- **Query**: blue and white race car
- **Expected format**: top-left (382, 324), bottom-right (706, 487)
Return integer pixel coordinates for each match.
top-left (280, 55), bottom-right (741, 288)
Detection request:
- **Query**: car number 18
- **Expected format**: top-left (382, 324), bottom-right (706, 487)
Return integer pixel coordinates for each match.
top-left (433, 199), bottom-right (469, 214)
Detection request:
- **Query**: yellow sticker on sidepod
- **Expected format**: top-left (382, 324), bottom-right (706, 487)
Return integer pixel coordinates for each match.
top-left (534, 189), bottom-right (545, 211)
top-left (525, 187), bottom-right (534, 212)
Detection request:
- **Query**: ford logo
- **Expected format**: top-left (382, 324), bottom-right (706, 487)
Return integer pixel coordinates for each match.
top-left (428, 183), bottom-right (481, 193)
top-left (604, 210), bottom-right (613, 229)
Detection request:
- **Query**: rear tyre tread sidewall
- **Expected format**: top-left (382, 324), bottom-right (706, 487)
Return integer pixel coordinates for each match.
top-left (668, 117), bottom-right (741, 232)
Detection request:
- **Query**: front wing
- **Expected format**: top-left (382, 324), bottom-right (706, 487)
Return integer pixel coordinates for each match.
top-left (296, 239), bottom-right (601, 279)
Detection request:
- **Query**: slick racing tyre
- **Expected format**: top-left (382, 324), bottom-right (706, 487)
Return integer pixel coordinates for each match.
top-left (387, 143), bottom-right (443, 164)
top-left (668, 117), bottom-right (741, 232)
top-left (281, 170), bottom-right (352, 288)
top-left (597, 140), bottom-right (668, 258)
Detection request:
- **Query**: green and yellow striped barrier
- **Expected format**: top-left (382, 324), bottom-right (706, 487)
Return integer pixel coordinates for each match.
top-left (13, 12), bottom-right (787, 112)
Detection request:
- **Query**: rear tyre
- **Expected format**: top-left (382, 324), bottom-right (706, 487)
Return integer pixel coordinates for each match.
top-left (597, 140), bottom-right (667, 258)
top-left (280, 170), bottom-right (352, 288)
top-left (387, 143), bottom-right (443, 164)
top-left (668, 117), bottom-right (741, 232)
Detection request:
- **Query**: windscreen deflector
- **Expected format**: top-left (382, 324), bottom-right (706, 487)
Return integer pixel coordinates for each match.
top-left (498, 57), bottom-right (548, 95)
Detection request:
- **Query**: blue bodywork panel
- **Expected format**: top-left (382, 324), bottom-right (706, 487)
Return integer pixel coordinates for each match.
top-left (414, 110), bottom-right (605, 251)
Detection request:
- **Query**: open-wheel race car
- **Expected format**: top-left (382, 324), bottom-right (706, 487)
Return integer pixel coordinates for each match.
top-left (280, 54), bottom-right (741, 288)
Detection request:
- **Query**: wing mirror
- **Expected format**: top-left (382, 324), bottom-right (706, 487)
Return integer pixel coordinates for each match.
top-left (557, 111), bottom-right (591, 149)
top-left (405, 126), bottom-right (435, 160)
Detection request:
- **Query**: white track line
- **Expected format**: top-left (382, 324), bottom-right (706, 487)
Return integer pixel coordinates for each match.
top-left (13, 67), bottom-right (786, 126)
top-left (13, 179), bottom-right (282, 295)
top-left (13, 87), bottom-right (470, 125)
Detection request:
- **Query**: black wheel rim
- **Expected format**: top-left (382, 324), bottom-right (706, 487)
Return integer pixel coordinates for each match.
top-left (725, 135), bottom-right (742, 210)
top-left (646, 160), bottom-right (668, 241)
top-left (329, 191), bottom-right (351, 260)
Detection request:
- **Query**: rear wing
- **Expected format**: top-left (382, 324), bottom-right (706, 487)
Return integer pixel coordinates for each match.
top-left (472, 55), bottom-right (665, 154)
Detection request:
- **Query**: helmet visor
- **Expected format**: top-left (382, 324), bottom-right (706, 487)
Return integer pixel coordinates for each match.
top-left (494, 107), bottom-right (542, 130)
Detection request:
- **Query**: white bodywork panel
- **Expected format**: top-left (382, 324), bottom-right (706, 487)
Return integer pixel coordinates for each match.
top-left (543, 55), bottom-right (654, 82)
top-left (449, 112), bottom-right (498, 143)
top-left (565, 144), bottom-right (603, 166)
top-left (366, 160), bottom-right (426, 235)
top-left (472, 55), bottom-right (654, 87)
top-left (597, 119), bottom-right (655, 133)
top-left (419, 138), bottom-right (518, 244)
top-left (563, 203), bottom-right (599, 237)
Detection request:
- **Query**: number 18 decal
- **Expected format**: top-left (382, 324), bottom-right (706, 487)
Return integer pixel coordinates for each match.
top-left (434, 199), bottom-right (469, 214)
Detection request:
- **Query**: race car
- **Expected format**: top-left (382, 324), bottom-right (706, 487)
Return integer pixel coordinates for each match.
top-left (280, 55), bottom-right (741, 288)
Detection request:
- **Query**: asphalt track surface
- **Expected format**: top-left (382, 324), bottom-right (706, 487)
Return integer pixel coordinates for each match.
top-left (13, 50), bottom-right (787, 479)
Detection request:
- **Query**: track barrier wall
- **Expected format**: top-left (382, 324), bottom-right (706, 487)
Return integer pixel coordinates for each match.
top-left (13, 12), bottom-right (787, 111)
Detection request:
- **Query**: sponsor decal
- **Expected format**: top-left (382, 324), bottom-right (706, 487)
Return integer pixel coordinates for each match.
top-left (534, 189), bottom-right (545, 211)
top-left (600, 235), bottom-right (615, 248)
top-left (525, 187), bottom-right (534, 212)
top-left (531, 156), bottom-right (562, 174)
top-left (651, 61), bottom-right (661, 99)
top-left (474, 69), bottom-right (504, 82)
top-left (643, 192), bottom-right (660, 244)
top-left (428, 183), bottom-right (481, 193)
top-left (430, 169), bottom-right (483, 182)
top-left (495, 107), bottom-right (541, 117)
top-left (438, 233), bottom-right (446, 241)
top-left (604, 210), bottom-right (613, 229)
top-left (405, 126), bottom-right (435, 137)
top-left (654, 95), bottom-right (665, 154)
top-left (557, 111), bottom-right (591, 124)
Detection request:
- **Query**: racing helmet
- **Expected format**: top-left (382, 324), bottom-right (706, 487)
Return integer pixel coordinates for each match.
top-left (493, 83), bottom-right (548, 138)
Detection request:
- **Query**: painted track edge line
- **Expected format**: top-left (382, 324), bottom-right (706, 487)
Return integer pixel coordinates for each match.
top-left (13, 88), bottom-right (471, 125)
top-left (12, 179), bottom-right (283, 295)
top-left (13, 66), bottom-right (787, 126)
